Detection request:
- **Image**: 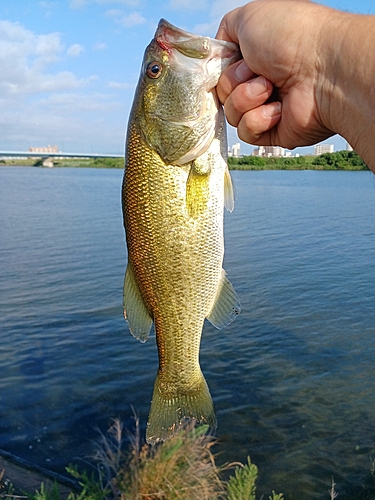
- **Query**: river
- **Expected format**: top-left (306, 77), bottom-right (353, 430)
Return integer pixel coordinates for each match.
top-left (1, 166), bottom-right (375, 499)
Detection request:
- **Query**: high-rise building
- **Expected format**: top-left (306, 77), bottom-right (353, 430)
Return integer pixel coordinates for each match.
top-left (29, 145), bottom-right (59, 153)
top-left (252, 146), bottom-right (265, 156)
top-left (314, 143), bottom-right (334, 155)
top-left (231, 143), bottom-right (241, 157)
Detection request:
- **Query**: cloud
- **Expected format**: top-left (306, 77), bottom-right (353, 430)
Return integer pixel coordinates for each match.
top-left (165, 0), bottom-right (207, 9)
top-left (69, 0), bottom-right (86, 7)
top-left (0, 20), bottom-right (91, 96)
top-left (193, 0), bottom-right (248, 36)
top-left (70, 0), bottom-right (141, 7)
top-left (106, 9), bottom-right (146, 27)
top-left (0, 86), bottom-right (127, 152)
top-left (67, 43), bottom-right (85, 57)
top-left (93, 42), bottom-right (107, 51)
top-left (0, 19), bottom-right (127, 153)
top-left (96, 0), bottom-right (140, 4)
top-left (36, 92), bottom-right (122, 113)
top-left (209, 0), bottom-right (247, 19)
top-left (108, 81), bottom-right (135, 89)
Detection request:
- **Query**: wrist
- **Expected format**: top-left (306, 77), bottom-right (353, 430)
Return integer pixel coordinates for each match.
top-left (317, 10), bottom-right (375, 168)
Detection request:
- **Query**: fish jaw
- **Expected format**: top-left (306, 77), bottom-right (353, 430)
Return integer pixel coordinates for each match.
top-left (155, 18), bottom-right (241, 91)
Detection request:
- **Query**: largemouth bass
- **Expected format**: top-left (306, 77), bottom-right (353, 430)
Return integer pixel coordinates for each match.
top-left (122, 19), bottom-right (241, 444)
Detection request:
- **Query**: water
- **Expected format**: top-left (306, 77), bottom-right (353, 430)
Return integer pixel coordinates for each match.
top-left (1, 166), bottom-right (375, 498)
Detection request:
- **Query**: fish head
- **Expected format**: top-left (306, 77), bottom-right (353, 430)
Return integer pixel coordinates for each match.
top-left (132, 19), bottom-right (241, 165)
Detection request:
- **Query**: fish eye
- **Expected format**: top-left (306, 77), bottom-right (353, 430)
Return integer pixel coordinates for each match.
top-left (146, 61), bottom-right (163, 79)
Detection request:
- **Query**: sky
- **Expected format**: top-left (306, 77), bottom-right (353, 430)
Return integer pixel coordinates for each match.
top-left (1, 0), bottom-right (374, 156)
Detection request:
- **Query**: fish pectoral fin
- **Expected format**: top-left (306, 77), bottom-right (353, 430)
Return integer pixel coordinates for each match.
top-left (186, 162), bottom-right (210, 218)
top-left (123, 263), bottom-right (153, 343)
top-left (207, 269), bottom-right (241, 329)
top-left (224, 166), bottom-right (234, 212)
top-left (146, 371), bottom-right (216, 445)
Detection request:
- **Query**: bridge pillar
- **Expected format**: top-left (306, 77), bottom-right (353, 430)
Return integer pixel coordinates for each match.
top-left (42, 157), bottom-right (54, 168)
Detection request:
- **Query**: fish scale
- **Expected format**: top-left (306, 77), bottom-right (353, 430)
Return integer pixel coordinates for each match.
top-left (122, 19), bottom-right (241, 444)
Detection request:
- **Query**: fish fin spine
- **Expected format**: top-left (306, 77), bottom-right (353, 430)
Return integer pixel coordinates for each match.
top-left (123, 263), bottom-right (153, 343)
top-left (146, 371), bottom-right (216, 445)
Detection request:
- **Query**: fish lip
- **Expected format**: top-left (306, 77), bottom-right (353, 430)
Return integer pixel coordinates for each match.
top-left (155, 18), bottom-right (240, 66)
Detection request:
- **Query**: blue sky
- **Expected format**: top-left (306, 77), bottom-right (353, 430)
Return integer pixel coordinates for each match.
top-left (1, 0), bottom-right (374, 156)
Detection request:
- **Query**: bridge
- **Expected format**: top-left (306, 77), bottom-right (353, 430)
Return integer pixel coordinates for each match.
top-left (0, 151), bottom-right (123, 159)
top-left (0, 150), bottom-right (124, 167)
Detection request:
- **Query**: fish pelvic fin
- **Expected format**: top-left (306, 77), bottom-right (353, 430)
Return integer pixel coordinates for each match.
top-left (146, 371), bottom-right (216, 445)
top-left (123, 263), bottom-right (153, 343)
top-left (207, 269), bottom-right (241, 329)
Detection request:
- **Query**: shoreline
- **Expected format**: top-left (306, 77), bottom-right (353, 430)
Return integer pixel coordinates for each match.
top-left (0, 149), bottom-right (369, 171)
top-left (0, 451), bottom-right (76, 498)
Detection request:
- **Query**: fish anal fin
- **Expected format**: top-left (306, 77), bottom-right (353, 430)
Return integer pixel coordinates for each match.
top-left (207, 269), bottom-right (241, 329)
top-left (123, 263), bottom-right (153, 343)
top-left (146, 371), bottom-right (216, 445)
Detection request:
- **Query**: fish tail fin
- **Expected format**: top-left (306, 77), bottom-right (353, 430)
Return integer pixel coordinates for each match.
top-left (146, 371), bottom-right (216, 445)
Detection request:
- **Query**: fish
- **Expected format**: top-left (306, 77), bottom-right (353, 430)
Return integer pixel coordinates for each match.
top-left (122, 19), bottom-right (241, 445)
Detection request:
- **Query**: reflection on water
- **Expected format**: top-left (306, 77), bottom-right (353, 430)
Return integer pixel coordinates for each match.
top-left (1, 167), bottom-right (375, 499)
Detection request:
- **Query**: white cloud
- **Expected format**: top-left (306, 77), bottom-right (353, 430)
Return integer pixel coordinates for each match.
top-left (193, 0), bottom-right (248, 36)
top-left (70, 0), bottom-right (140, 7)
top-left (108, 81), bottom-right (135, 89)
top-left (67, 43), bottom-right (85, 57)
top-left (69, 0), bottom-right (86, 7)
top-left (120, 11), bottom-right (146, 27)
top-left (106, 9), bottom-right (146, 27)
top-left (96, 0), bottom-right (140, 4)
top-left (209, 0), bottom-right (247, 19)
top-left (36, 92), bottom-right (121, 113)
top-left (93, 42), bottom-right (107, 50)
top-left (0, 19), bottom-right (128, 153)
top-left (0, 20), bottom-right (90, 96)
top-left (193, 20), bottom-right (219, 36)
top-left (165, 0), bottom-right (207, 9)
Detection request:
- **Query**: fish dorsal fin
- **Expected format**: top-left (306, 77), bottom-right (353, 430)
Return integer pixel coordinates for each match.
top-left (206, 269), bottom-right (241, 329)
top-left (123, 263), bottom-right (153, 343)
top-left (224, 167), bottom-right (234, 212)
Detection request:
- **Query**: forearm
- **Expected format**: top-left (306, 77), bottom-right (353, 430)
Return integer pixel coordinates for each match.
top-left (318, 11), bottom-right (375, 171)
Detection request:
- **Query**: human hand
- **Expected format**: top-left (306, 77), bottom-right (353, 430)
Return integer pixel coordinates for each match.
top-left (216, 0), bottom-right (343, 149)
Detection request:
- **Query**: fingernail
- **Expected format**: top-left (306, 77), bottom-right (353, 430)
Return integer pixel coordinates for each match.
top-left (234, 60), bottom-right (253, 82)
top-left (263, 101), bottom-right (282, 118)
top-left (247, 76), bottom-right (268, 97)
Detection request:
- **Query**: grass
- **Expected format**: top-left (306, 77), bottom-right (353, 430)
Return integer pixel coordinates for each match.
top-left (0, 418), bottom-right (284, 500)
top-left (3, 418), bottom-right (375, 499)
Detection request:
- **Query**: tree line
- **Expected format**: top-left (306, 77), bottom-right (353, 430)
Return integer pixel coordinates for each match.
top-left (227, 150), bottom-right (368, 170)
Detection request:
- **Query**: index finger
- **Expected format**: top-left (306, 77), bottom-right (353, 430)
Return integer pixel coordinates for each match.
top-left (215, 8), bottom-right (241, 43)
top-left (216, 59), bottom-right (256, 104)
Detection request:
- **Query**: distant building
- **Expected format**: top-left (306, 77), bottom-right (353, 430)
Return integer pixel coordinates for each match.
top-left (231, 143), bottom-right (240, 157)
top-left (252, 146), bottom-right (265, 157)
top-left (29, 145), bottom-right (59, 153)
top-left (346, 142), bottom-right (353, 151)
top-left (252, 145), bottom-right (285, 157)
top-left (314, 143), bottom-right (334, 155)
top-left (265, 146), bottom-right (285, 157)
top-left (228, 143), bottom-right (241, 157)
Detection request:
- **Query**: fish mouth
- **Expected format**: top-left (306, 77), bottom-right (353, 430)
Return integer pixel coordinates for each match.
top-left (155, 18), bottom-right (240, 67)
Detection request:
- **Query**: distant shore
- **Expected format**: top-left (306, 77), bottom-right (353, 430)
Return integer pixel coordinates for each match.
top-left (0, 150), bottom-right (369, 171)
